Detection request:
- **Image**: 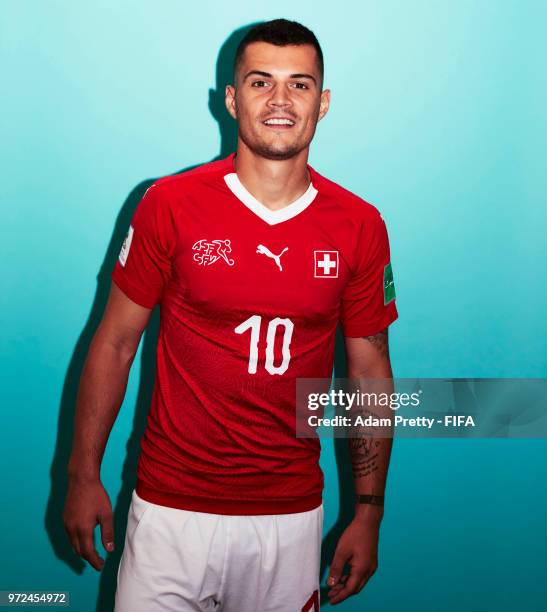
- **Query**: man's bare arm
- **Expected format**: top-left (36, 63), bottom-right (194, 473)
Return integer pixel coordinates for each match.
top-left (327, 328), bottom-right (394, 605)
top-left (63, 283), bottom-right (152, 570)
top-left (346, 330), bottom-right (393, 523)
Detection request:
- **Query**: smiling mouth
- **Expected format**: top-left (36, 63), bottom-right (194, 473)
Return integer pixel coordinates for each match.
top-left (262, 117), bottom-right (296, 128)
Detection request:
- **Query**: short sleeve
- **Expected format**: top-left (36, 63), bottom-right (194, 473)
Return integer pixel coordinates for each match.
top-left (111, 183), bottom-right (176, 308)
top-left (339, 210), bottom-right (398, 337)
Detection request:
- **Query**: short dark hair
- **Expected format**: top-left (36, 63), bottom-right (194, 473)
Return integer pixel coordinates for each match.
top-left (234, 19), bottom-right (324, 86)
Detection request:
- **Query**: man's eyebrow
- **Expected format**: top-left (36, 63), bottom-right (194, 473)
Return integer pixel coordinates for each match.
top-left (243, 70), bottom-right (273, 80)
top-left (243, 70), bottom-right (317, 84)
top-left (289, 73), bottom-right (317, 84)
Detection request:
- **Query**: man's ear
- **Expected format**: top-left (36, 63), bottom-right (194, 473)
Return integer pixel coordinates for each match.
top-left (225, 84), bottom-right (237, 120)
top-left (318, 88), bottom-right (331, 121)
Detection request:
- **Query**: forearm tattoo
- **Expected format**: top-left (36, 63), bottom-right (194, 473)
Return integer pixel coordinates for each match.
top-left (363, 329), bottom-right (389, 360)
top-left (349, 436), bottom-right (381, 478)
top-left (356, 493), bottom-right (384, 505)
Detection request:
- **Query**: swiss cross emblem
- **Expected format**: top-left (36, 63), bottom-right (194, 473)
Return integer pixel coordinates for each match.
top-left (314, 250), bottom-right (339, 278)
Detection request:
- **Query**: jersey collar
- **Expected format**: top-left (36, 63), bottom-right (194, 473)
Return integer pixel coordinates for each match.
top-left (223, 155), bottom-right (318, 226)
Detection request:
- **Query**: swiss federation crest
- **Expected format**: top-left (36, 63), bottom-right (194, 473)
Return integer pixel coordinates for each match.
top-left (192, 239), bottom-right (235, 266)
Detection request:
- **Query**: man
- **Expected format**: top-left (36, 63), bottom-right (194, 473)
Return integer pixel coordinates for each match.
top-left (63, 18), bottom-right (398, 611)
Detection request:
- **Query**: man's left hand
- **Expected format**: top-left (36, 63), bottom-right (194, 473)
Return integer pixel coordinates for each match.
top-left (327, 516), bottom-right (380, 605)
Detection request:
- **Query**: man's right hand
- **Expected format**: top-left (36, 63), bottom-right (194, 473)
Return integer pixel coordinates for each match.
top-left (63, 478), bottom-right (115, 571)
top-left (63, 284), bottom-right (151, 571)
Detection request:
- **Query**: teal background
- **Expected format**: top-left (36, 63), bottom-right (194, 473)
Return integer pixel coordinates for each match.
top-left (1, 1), bottom-right (546, 610)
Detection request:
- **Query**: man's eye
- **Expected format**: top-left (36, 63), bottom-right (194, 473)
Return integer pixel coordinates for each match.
top-left (292, 82), bottom-right (309, 89)
top-left (251, 80), bottom-right (268, 87)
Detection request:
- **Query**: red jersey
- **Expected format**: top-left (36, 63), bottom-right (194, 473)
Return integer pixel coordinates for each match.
top-left (111, 153), bottom-right (398, 515)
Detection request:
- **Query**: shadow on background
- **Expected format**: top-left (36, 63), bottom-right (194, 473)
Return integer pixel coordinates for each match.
top-left (45, 22), bottom-right (253, 612)
top-left (46, 20), bottom-right (355, 612)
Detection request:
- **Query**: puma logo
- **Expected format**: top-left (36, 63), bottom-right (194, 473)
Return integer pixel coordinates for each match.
top-left (256, 244), bottom-right (289, 271)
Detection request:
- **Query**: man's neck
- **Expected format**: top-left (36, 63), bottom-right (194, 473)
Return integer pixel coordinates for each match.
top-left (233, 141), bottom-right (311, 211)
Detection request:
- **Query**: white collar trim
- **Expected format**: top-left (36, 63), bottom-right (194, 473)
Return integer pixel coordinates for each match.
top-left (223, 172), bottom-right (318, 226)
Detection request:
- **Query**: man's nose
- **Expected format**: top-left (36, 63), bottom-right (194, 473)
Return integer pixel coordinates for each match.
top-left (267, 85), bottom-right (292, 109)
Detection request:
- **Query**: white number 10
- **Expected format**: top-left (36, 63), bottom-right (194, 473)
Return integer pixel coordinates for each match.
top-left (234, 315), bottom-right (294, 375)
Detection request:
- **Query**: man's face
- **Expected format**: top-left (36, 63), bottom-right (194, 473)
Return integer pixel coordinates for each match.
top-left (226, 42), bottom-right (330, 160)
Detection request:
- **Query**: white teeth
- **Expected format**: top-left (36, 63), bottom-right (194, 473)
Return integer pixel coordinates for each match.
top-left (264, 118), bottom-right (294, 125)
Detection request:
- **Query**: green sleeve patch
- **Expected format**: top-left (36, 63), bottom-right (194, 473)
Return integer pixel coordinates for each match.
top-left (383, 262), bottom-right (396, 305)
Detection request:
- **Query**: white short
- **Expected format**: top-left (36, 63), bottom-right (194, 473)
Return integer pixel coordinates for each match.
top-left (114, 489), bottom-right (323, 612)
